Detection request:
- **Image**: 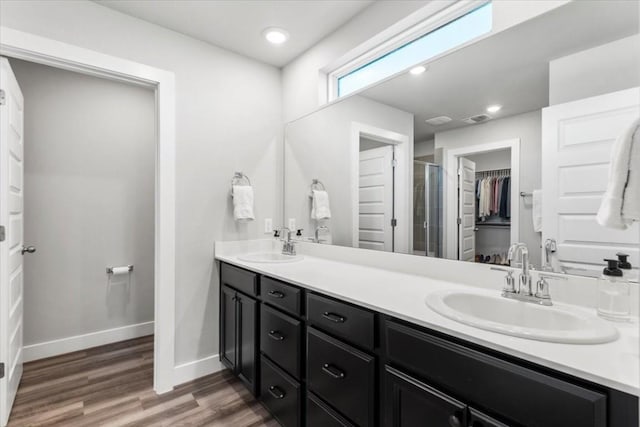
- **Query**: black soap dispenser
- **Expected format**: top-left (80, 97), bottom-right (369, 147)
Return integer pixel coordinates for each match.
top-left (597, 258), bottom-right (630, 321)
top-left (616, 252), bottom-right (637, 282)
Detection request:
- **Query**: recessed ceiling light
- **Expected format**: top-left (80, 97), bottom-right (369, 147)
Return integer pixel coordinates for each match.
top-left (410, 65), bottom-right (426, 75)
top-left (263, 27), bottom-right (289, 45)
top-left (486, 104), bottom-right (502, 113)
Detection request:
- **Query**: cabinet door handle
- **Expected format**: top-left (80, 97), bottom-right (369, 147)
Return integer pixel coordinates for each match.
top-left (267, 290), bottom-right (285, 299)
top-left (448, 414), bottom-right (462, 427)
top-left (322, 312), bottom-right (346, 323)
top-left (322, 363), bottom-right (345, 379)
top-left (268, 330), bottom-right (284, 341)
top-left (268, 385), bottom-right (285, 399)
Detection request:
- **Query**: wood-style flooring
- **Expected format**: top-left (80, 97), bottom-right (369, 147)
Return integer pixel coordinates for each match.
top-left (8, 335), bottom-right (277, 427)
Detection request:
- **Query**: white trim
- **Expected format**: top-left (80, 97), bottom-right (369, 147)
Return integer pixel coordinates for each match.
top-left (173, 354), bottom-right (225, 386)
top-left (350, 122), bottom-right (411, 253)
top-left (325, 0), bottom-right (489, 101)
top-left (443, 138), bottom-right (520, 259)
top-left (23, 321), bottom-right (154, 363)
top-left (0, 27), bottom-right (176, 394)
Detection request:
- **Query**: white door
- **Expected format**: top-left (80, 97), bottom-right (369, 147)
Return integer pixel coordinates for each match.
top-left (458, 157), bottom-right (476, 262)
top-left (0, 58), bottom-right (25, 427)
top-left (542, 87), bottom-right (640, 276)
top-left (358, 145), bottom-right (394, 251)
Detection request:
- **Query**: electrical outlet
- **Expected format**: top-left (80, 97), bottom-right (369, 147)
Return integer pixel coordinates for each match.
top-left (288, 218), bottom-right (296, 231)
top-left (264, 218), bottom-right (273, 234)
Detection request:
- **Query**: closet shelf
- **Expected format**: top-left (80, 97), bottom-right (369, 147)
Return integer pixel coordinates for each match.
top-left (476, 222), bottom-right (511, 227)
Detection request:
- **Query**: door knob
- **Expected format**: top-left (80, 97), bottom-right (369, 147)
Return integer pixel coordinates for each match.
top-left (21, 245), bottom-right (36, 255)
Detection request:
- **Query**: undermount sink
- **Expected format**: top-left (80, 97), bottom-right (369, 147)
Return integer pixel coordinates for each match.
top-left (237, 252), bottom-right (303, 263)
top-left (426, 290), bottom-right (619, 344)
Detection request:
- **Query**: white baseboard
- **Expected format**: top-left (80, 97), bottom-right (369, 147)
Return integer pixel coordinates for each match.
top-left (173, 354), bottom-right (224, 386)
top-left (23, 321), bottom-right (154, 362)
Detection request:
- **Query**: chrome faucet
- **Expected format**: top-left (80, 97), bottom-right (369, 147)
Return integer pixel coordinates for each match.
top-left (492, 243), bottom-right (567, 306)
top-left (275, 227), bottom-right (297, 256)
top-left (314, 225), bottom-right (329, 243)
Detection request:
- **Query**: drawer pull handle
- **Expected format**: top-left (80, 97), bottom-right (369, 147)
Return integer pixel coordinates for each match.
top-left (448, 414), bottom-right (462, 427)
top-left (268, 330), bottom-right (284, 341)
top-left (322, 363), bottom-right (345, 379)
top-left (322, 312), bottom-right (346, 323)
top-left (268, 385), bottom-right (285, 399)
top-left (268, 290), bottom-right (285, 299)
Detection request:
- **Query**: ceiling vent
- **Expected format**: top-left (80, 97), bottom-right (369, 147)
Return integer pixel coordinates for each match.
top-left (462, 114), bottom-right (492, 124)
top-left (425, 116), bottom-right (452, 126)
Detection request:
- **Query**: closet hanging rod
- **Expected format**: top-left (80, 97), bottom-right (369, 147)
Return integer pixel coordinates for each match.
top-left (520, 192), bottom-right (533, 197)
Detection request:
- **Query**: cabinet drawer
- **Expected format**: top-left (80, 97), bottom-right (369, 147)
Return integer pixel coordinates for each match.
top-left (262, 276), bottom-right (302, 316)
top-left (261, 356), bottom-right (301, 427)
top-left (307, 293), bottom-right (374, 350)
top-left (384, 320), bottom-right (607, 427)
top-left (221, 263), bottom-right (258, 296)
top-left (307, 393), bottom-right (355, 427)
top-left (261, 304), bottom-right (302, 379)
top-left (307, 327), bottom-right (375, 427)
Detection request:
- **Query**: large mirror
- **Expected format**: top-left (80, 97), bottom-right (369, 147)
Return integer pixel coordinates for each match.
top-left (284, 1), bottom-right (639, 278)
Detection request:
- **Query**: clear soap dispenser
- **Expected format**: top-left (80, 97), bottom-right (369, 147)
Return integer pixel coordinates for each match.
top-left (597, 259), bottom-right (630, 322)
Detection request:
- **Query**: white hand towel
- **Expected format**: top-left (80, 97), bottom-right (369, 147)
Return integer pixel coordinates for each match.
top-left (532, 189), bottom-right (542, 232)
top-left (311, 190), bottom-right (331, 220)
top-left (232, 185), bottom-right (255, 222)
top-left (597, 118), bottom-right (640, 229)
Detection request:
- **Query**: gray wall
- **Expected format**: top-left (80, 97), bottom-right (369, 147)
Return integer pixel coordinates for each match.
top-left (1, 0), bottom-right (282, 365)
top-left (549, 34), bottom-right (640, 105)
top-left (285, 95), bottom-right (413, 248)
top-left (435, 111), bottom-right (542, 267)
top-left (10, 59), bottom-right (155, 346)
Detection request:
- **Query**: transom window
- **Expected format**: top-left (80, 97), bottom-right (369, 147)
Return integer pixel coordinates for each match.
top-left (334, 2), bottom-right (493, 98)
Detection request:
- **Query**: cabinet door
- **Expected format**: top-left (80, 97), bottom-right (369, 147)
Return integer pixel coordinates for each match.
top-left (237, 292), bottom-right (259, 395)
top-left (384, 366), bottom-right (467, 427)
top-left (220, 285), bottom-right (238, 371)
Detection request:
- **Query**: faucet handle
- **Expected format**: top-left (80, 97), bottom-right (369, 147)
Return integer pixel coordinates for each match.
top-left (535, 273), bottom-right (566, 301)
top-left (491, 267), bottom-right (516, 293)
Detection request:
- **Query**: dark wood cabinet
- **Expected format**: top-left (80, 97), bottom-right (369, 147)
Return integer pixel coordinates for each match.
top-left (384, 319), bottom-right (607, 427)
top-left (218, 262), bottom-right (638, 427)
top-left (219, 284), bottom-right (258, 395)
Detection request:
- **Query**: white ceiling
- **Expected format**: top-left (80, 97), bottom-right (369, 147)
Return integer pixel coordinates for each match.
top-left (362, 1), bottom-right (639, 141)
top-left (95, 0), bottom-right (373, 67)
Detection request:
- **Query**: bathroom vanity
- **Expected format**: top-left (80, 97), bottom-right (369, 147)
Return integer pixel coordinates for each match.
top-left (216, 245), bottom-right (638, 427)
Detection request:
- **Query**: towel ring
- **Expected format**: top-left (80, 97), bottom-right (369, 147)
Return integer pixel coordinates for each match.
top-left (309, 179), bottom-right (326, 198)
top-left (231, 172), bottom-right (251, 198)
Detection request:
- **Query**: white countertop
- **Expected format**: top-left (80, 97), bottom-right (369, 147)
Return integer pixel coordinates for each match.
top-left (215, 242), bottom-right (639, 396)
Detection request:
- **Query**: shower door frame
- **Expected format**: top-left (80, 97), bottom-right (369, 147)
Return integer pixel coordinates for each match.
top-left (0, 27), bottom-right (176, 394)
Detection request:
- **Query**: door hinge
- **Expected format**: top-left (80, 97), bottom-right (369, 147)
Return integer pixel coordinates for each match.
top-left (0, 225), bottom-right (5, 242)
top-left (0, 362), bottom-right (4, 379)
top-left (0, 89), bottom-right (5, 106)
top-left (392, 159), bottom-right (398, 168)
top-left (391, 218), bottom-right (397, 227)
top-left (457, 218), bottom-right (462, 225)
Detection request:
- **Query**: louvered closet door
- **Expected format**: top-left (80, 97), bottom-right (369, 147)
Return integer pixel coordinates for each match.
top-left (541, 87), bottom-right (640, 276)
top-left (458, 157), bottom-right (476, 262)
top-left (0, 57), bottom-right (25, 427)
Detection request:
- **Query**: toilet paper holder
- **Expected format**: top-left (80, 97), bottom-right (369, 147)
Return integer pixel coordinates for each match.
top-left (106, 265), bottom-right (134, 274)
